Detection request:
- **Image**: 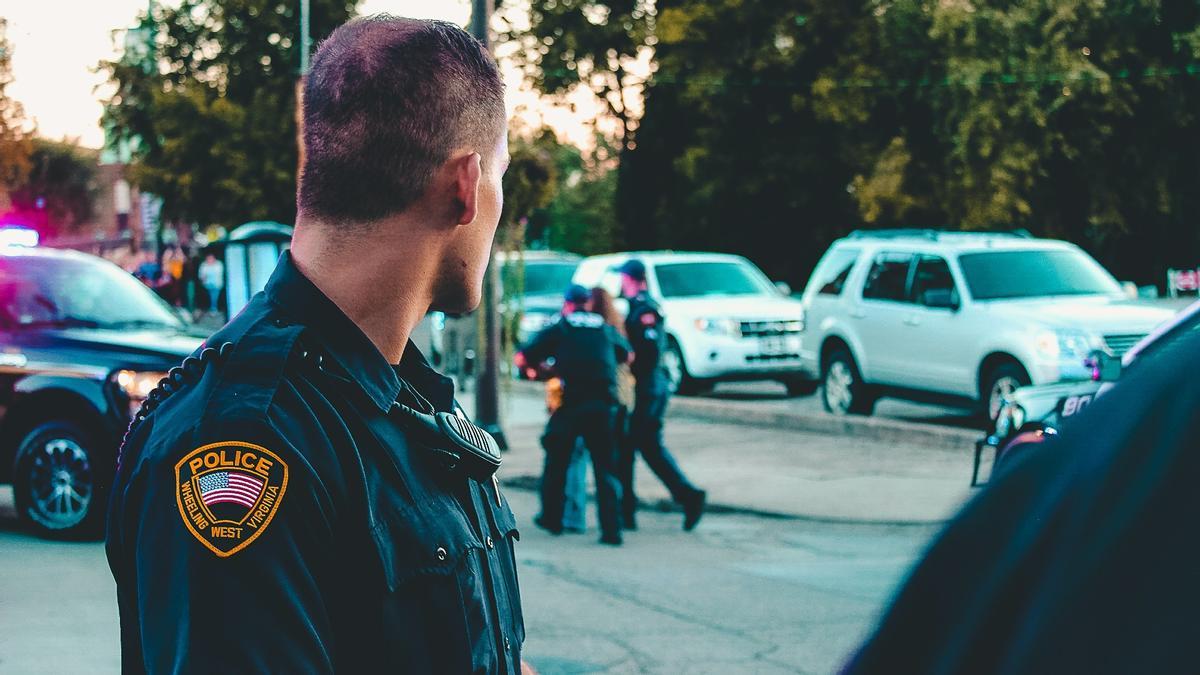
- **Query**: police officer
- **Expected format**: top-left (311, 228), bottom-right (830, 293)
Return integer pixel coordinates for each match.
top-left (618, 259), bottom-right (706, 531)
top-left (516, 284), bottom-right (632, 546)
top-left (106, 18), bottom-right (526, 673)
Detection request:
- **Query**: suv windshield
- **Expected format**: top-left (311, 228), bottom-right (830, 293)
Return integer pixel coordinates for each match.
top-left (655, 261), bottom-right (774, 298)
top-left (958, 249), bottom-right (1121, 301)
top-left (503, 261), bottom-right (579, 296)
top-left (0, 255), bottom-right (184, 330)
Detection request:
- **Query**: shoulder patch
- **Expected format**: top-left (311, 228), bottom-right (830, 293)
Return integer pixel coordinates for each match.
top-left (175, 441), bottom-right (289, 558)
top-left (640, 312), bottom-right (658, 326)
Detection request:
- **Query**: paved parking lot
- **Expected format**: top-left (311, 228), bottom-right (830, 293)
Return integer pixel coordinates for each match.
top-left (0, 486), bottom-right (937, 674)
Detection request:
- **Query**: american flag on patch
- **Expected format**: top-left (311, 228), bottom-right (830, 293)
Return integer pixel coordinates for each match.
top-left (198, 472), bottom-right (264, 509)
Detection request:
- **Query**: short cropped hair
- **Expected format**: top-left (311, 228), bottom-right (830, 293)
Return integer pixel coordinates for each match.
top-left (298, 16), bottom-right (506, 224)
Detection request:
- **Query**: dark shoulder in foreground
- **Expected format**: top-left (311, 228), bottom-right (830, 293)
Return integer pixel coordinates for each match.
top-left (844, 329), bottom-right (1200, 674)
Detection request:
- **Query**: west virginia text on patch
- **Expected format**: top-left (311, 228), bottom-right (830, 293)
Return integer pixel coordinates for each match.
top-left (175, 441), bottom-right (289, 558)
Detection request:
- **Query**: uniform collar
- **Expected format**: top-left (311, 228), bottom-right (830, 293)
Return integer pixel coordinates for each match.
top-left (264, 251), bottom-right (454, 413)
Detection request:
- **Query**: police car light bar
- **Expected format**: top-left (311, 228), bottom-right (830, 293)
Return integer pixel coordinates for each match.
top-left (0, 226), bottom-right (39, 248)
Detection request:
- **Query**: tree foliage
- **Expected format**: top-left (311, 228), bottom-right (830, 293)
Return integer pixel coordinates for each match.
top-left (519, 129), bottom-right (621, 255)
top-left (8, 139), bottom-right (99, 238)
top-left (620, 0), bottom-right (1200, 287)
top-left (101, 0), bottom-right (356, 228)
top-left (0, 18), bottom-right (31, 196)
top-left (503, 0), bottom-right (657, 154)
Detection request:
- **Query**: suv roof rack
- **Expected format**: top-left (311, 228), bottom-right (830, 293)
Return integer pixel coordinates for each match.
top-left (846, 229), bottom-right (1033, 241)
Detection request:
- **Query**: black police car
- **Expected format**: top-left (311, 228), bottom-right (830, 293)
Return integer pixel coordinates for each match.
top-left (0, 247), bottom-right (203, 537)
top-left (972, 298), bottom-right (1200, 486)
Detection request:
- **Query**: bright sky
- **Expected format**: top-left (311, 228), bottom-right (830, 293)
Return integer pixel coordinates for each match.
top-left (1, 0), bottom-right (609, 150)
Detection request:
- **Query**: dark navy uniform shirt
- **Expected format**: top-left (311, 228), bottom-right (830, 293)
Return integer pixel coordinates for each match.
top-left (624, 293), bottom-right (667, 391)
top-left (519, 311), bottom-right (631, 405)
top-left (106, 252), bottom-right (524, 674)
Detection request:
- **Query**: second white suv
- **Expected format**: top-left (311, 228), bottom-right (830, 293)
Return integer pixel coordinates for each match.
top-left (797, 230), bottom-right (1174, 418)
top-left (573, 251), bottom-right (808, 394)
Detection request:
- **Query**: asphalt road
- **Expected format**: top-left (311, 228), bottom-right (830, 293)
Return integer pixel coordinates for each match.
top-left (0, 486), bottom-right (938, 674)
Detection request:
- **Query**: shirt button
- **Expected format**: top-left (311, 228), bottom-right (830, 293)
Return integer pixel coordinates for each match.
top-left (436, 546), bottom-right (447, 561)
top-left (505, 636), bottom-right (511, 650)
top-left (486, 536), bottom-right (495, 549)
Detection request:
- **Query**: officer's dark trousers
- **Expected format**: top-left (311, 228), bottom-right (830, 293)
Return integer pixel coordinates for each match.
top-left (540, 400), bottom-right (623, 539)
top-left (621, 389), bottom-right (699, 511)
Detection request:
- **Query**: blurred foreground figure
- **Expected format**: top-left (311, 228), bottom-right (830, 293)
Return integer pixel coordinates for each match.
top-left (107, 16), bottom-right (527, 673)
top-left (844, 329), bottom-right (1200, 674)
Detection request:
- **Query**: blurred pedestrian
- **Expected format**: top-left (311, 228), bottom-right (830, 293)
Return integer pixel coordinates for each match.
top-left (618, 259), bottom-right (706, 531)
top-left (198, 252), bottom-right (224, 314)
top-left (842, 327), bottom-right (1200, 674)
top-left (518, 284), bottom-right (632, 545)
top-left (556, 288), bottom-right (635, 534)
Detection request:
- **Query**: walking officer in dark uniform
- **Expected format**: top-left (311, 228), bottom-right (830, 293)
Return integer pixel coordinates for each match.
top-left (617, 259), bottom-right (706, 531)
top-left (516, 284), bottom-right (632, 545)
top-left (106, 17), bottom-right (528, 673)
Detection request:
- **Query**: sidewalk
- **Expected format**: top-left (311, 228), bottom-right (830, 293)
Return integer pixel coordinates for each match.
top-left (460, 384), bottom-right (978, 525)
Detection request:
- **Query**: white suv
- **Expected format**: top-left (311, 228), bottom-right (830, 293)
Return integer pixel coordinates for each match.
top-left (573, 252), bottom-right (808, 394)
top-left (797, 230), bottom-right (1174, 418)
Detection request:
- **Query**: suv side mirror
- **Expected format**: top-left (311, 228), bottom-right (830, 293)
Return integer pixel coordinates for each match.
top-left (775, 281), bottom-right (793, 296)
top-left (922, 288), bottom-right (959, 311)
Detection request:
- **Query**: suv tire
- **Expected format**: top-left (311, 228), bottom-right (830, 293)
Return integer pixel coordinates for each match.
top-left (822, 349), bottom-right (875, 415)
top-left (664, 339), bottom-right (710, 396)
top-left (982, 362), bottom-right (1032, 421)
top-left (12, 421), bottom-right (108, 540)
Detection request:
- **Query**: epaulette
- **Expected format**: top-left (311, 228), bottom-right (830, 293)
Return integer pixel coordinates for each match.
top-left (120, 341), bottom-right (236, 452)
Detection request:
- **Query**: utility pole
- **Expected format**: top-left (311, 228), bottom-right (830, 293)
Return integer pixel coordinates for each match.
top-left (470, 0), bottom-right (507, 450)
top-left (296, 0), bottom-right (311, 172)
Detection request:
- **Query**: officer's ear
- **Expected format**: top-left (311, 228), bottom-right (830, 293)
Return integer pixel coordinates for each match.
top-left (450, 151), bottom-right (482, 226)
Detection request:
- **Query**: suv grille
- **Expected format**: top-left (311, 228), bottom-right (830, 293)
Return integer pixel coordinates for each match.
top-left (1104, 334), bottom-right (1145, 357)
top-left (740, 320), bottom-right (802, 338)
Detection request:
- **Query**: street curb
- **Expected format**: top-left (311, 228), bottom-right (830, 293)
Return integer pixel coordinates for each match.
top-left (666, 397), bottom-right (979, 454)
top-left (506, 379), bottom-right (979, 453)
top-left (500, 474), bottom-right (954, 527)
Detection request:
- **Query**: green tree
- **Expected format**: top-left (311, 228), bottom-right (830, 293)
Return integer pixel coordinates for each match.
top-left (519, 129), bottom-right (621, 255)
top-left (0, 18), bottom-right (31, 198)
top-left (101, 0), bottom-right (356, 228)
top-left (620, 0), bottom-right (870, 284)
top-left (622, 0), bottom-right (1200, 287)
top-left (502, 0), bottom-right (657, 158)
top-left (8, 139), bottom-right (99, 238)
top-left (826, 0), bottom-right (1200, 283)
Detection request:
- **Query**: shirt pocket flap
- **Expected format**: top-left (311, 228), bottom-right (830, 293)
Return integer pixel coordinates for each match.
top-left (370, 500), bottom-right (483, 591)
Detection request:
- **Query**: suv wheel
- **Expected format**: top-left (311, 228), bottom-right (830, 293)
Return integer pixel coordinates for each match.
top-left (12, 421), bottom-right (107, 539)
top-left (982, 363), bottom-right (1032, 421)
top-left (663, 339), bottom-right (709, 396)
top-left (822, 349), bottom-right (875, 415)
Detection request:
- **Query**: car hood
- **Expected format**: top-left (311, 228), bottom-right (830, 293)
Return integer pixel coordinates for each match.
top-left (41, 327), bottom-right (205, 362)
top-left (981, 297), bottom-right (1174, 334)
top-left (661, 294), bottom-right (804, 321)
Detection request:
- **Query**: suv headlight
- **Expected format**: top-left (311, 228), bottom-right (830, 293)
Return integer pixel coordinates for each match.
top-left (114, 369), bottom-right (167, 415)
top-left (694, 318), bottom-right (740, 337)
top-left (1036, 329), bottom-right (1103, 359)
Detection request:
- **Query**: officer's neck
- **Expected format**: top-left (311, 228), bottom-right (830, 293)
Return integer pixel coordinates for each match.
top-left (291, 221), bottom-right (436, 365)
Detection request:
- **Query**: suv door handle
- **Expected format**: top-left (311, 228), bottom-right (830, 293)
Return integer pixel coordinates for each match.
top-left (850, 309), bottom-right (867, 319)
top-left (904, 316), bottom-right (921, 327)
